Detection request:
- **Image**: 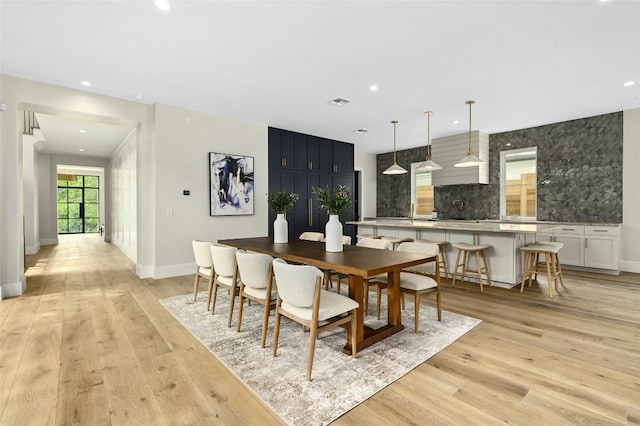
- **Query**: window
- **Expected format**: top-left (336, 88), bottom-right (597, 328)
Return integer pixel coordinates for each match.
top-left (410, 162), bottom-right (434, 218)
top-left (500, 147), bottom-right (537, 220)
top-left (57, 174), bottom-right (100, 234)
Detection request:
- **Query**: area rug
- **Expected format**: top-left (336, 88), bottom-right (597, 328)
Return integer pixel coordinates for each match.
top-left (160, 290), bottom-right (481, 425)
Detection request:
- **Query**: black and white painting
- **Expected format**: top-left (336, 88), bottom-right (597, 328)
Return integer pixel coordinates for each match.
top-left (209, 152), bottom-right (254, 216)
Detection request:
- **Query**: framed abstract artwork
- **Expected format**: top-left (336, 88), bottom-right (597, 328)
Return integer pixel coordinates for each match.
top-left (209, 152), bottom-right (254, 216)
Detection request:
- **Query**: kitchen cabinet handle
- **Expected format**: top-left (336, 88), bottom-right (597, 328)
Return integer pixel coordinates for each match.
top-left (308, 161), bottom-right (313, 170)
top-left (585, 238), bottom-right (588, 248)
top-left (561, 228), bottom-right (575, 231)
top-left (333, 164), bottom-right (338, 173)
top-left (308, 199), bottom-right (312, 226)
top-left (592, 229), bottom-right (608, 233)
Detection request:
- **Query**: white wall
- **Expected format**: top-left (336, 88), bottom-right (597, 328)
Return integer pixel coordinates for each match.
top-left (150, 104), bottom-right (268, 278)
top-left (355, 149), bottom-right (377, 219)
top-left (36, 153), bottom-right (57, 245)
top-left (622, 108), bottom-right (640, 273)
top-left (110, 130), bottom-right (137, 262)
top-left (22, 135), bottom-right (40, 254)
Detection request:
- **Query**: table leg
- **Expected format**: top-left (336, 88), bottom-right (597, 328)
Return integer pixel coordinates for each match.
top-left (386, 270), bottom-right (402, 326)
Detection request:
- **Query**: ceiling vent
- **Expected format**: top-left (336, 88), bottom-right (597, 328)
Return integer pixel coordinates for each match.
top-left (353, 128), bottom-right (369, 134)
top-left (329, 97), bottom-right (351, 106)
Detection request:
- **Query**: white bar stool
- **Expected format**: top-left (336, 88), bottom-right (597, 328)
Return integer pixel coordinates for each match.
top-left (451, 242), bottom-right (492, 291)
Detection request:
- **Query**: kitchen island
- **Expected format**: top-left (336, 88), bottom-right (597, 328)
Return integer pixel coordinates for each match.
top-left (349, 219), bottom-right (621, 285)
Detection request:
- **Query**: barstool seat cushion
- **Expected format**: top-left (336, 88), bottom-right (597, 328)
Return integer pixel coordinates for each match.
top-left (451, 242), bottom-right (491, 251)
top-left (522, 243), bottom-right (562, 253)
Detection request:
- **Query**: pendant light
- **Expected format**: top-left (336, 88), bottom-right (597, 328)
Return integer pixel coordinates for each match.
top-left (454, 100), bottom-right (486, 167)
top-left (383, 120), bottom-right (407, 175)
top-left (416, 111), bottom-right (442, 171)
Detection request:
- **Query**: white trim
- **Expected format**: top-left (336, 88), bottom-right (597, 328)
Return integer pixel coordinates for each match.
top-left (153, 262), bottom-right (195, 279)
top-left (40, 238), bottom-right (58, 246)
top-left (620, 260), bottom-right (640, 274)
top-left (25, 242), bottom-right (41, 255)
top-left (0, 277), bottom-right (26, 300)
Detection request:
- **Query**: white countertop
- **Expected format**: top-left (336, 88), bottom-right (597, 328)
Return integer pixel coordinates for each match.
top-left (348, 219), bottom-right (618, 234)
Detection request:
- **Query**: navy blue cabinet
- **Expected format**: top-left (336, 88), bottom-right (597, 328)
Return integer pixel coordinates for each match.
top-left (269, 127), bottom-right (355, 241)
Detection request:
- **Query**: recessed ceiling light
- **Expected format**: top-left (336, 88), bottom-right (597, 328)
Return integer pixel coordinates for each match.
top-left (133, 93), bottom-right (144, 100)
top-left (80, 80), bottom-right (91, 87)
top-left (329, 97), bottom-right (351, 106)
top-left (155, 0), bottom-right (170, 11)
top-left (452, 120), bottom-right (460, 124)
top-left (78, 148), bottom-right (85, 152)
top-left (79, 129), bottom-right (86, 133)
top-left (353, 128), bottom-right (369, 134)
top-left (369, 85), bottom-right (378, 92)
top-left (624, 81), bottom-right (636, 87)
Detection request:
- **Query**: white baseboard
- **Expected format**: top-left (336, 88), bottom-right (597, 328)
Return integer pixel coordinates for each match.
top-left (620, 259), bottom-right (640, 274)
top-left (0, 277), bottom-right (26, 300)
top-left (135, 262), bottom-right (194, 280)
top-left (40, 238), bottom-right (58, 246)
top-left (153, 263), bottom-right (194, 279)
top-left (25, 242), bottom-right (41, 255)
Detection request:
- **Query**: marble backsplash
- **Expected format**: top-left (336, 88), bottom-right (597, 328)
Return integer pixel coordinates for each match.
top-left (376, 112), bottom-right (623, 223)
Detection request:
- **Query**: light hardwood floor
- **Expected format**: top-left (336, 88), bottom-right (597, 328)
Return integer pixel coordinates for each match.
top-left (1, 234), bottom-right (639, 425)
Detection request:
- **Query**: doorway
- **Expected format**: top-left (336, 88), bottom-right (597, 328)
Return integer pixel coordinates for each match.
top-left (57, 174), bottom-right (100, 234)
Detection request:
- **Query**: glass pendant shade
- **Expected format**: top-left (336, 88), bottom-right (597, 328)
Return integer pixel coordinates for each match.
top-left (416, 111), bottom-right (442, 171)
top-left (383, 120), bottom-right (407, 175)
top-left (455, 100), bottom-right (486, 168)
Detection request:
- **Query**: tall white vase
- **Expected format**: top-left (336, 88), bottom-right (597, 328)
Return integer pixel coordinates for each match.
top-left (325, 214), bottom-right (343, 252)
top-left (274, 213), bottom-right (288, 243)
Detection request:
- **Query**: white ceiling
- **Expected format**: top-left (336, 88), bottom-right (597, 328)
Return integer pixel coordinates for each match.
top-left (2, 1), bottom-right (639, 156)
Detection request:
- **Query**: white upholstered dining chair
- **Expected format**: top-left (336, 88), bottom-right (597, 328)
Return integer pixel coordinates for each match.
top-left (192, 240), bottom-right (213, 303)
top-left (299, 232), bottom-right (324, 242)
top-left (235, 250), bottom-right (278, 348)
top-left (271, 258), bottom-right (359, 381)
top-left (372, 242), bottom-right (441, 332)
top-left (209, 243), bottom-right (240, 327)
top-left (332, 238), bottom-right (392, 313)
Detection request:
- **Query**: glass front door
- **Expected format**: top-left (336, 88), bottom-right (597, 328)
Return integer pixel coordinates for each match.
top-left (57, 175), bottom-right (100, 234)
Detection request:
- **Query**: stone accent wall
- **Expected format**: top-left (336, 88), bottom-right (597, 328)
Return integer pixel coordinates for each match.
top-left (376, 112), bottom-right (623, 223)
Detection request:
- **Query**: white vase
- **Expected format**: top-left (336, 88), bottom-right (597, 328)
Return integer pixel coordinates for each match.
top-left (325, 214), bottom-right (343, 252)
top-left (274, 213), bottom-right (288, 243)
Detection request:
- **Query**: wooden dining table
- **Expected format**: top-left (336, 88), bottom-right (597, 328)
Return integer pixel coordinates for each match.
top-left (218, 237), bottom-right (436, 354)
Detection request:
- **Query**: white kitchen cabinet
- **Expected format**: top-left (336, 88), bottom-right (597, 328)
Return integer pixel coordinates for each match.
top-left (584, 226), bottom-right (620, 270)
top-left (536, 224), bottom-right (620, 272)
top-left (553, 225), bottom-right (585, 267)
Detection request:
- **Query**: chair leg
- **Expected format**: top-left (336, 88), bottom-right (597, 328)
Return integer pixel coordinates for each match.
top-left (261, 300), bottom-right (271, 348)
top-left (377, 285), bottom-right (383, 320)
top-left (439, 250), bottom-right (449, 279)
top-left (481, 249), bottom-right (492, 287)
top-left (520, 251), bottom-right (528, 293)
top-left (272, 309), bottom-right (281, 357)
top-left (414, 291), bottom-right (420, 333)
top-left (555, 253), bottom-right (565, 287)
top-left (475, 250), bottom-right (483, 292)
top-left (227, 285), bottom-right (237, 327)
top-left (307, 323), bottom-right (318, 381)
top-left (545, 253), bottom-right (553, 298)
top-left (193, 270), bottom-right (200, 302)
top-left (236, 290), bottom-right (245, 332)
top-left (210, 281), bottom-right (219, 315)
top-left (436, 289), bottom-right (442, 321)
top-left (206, 274), bottom-right (215, 310)
top-left (451, 249), bottom-right (462, 286)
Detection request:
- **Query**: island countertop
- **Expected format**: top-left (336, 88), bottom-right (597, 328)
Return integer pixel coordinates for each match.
top-left (348, 219), bottom-right (556, 234)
